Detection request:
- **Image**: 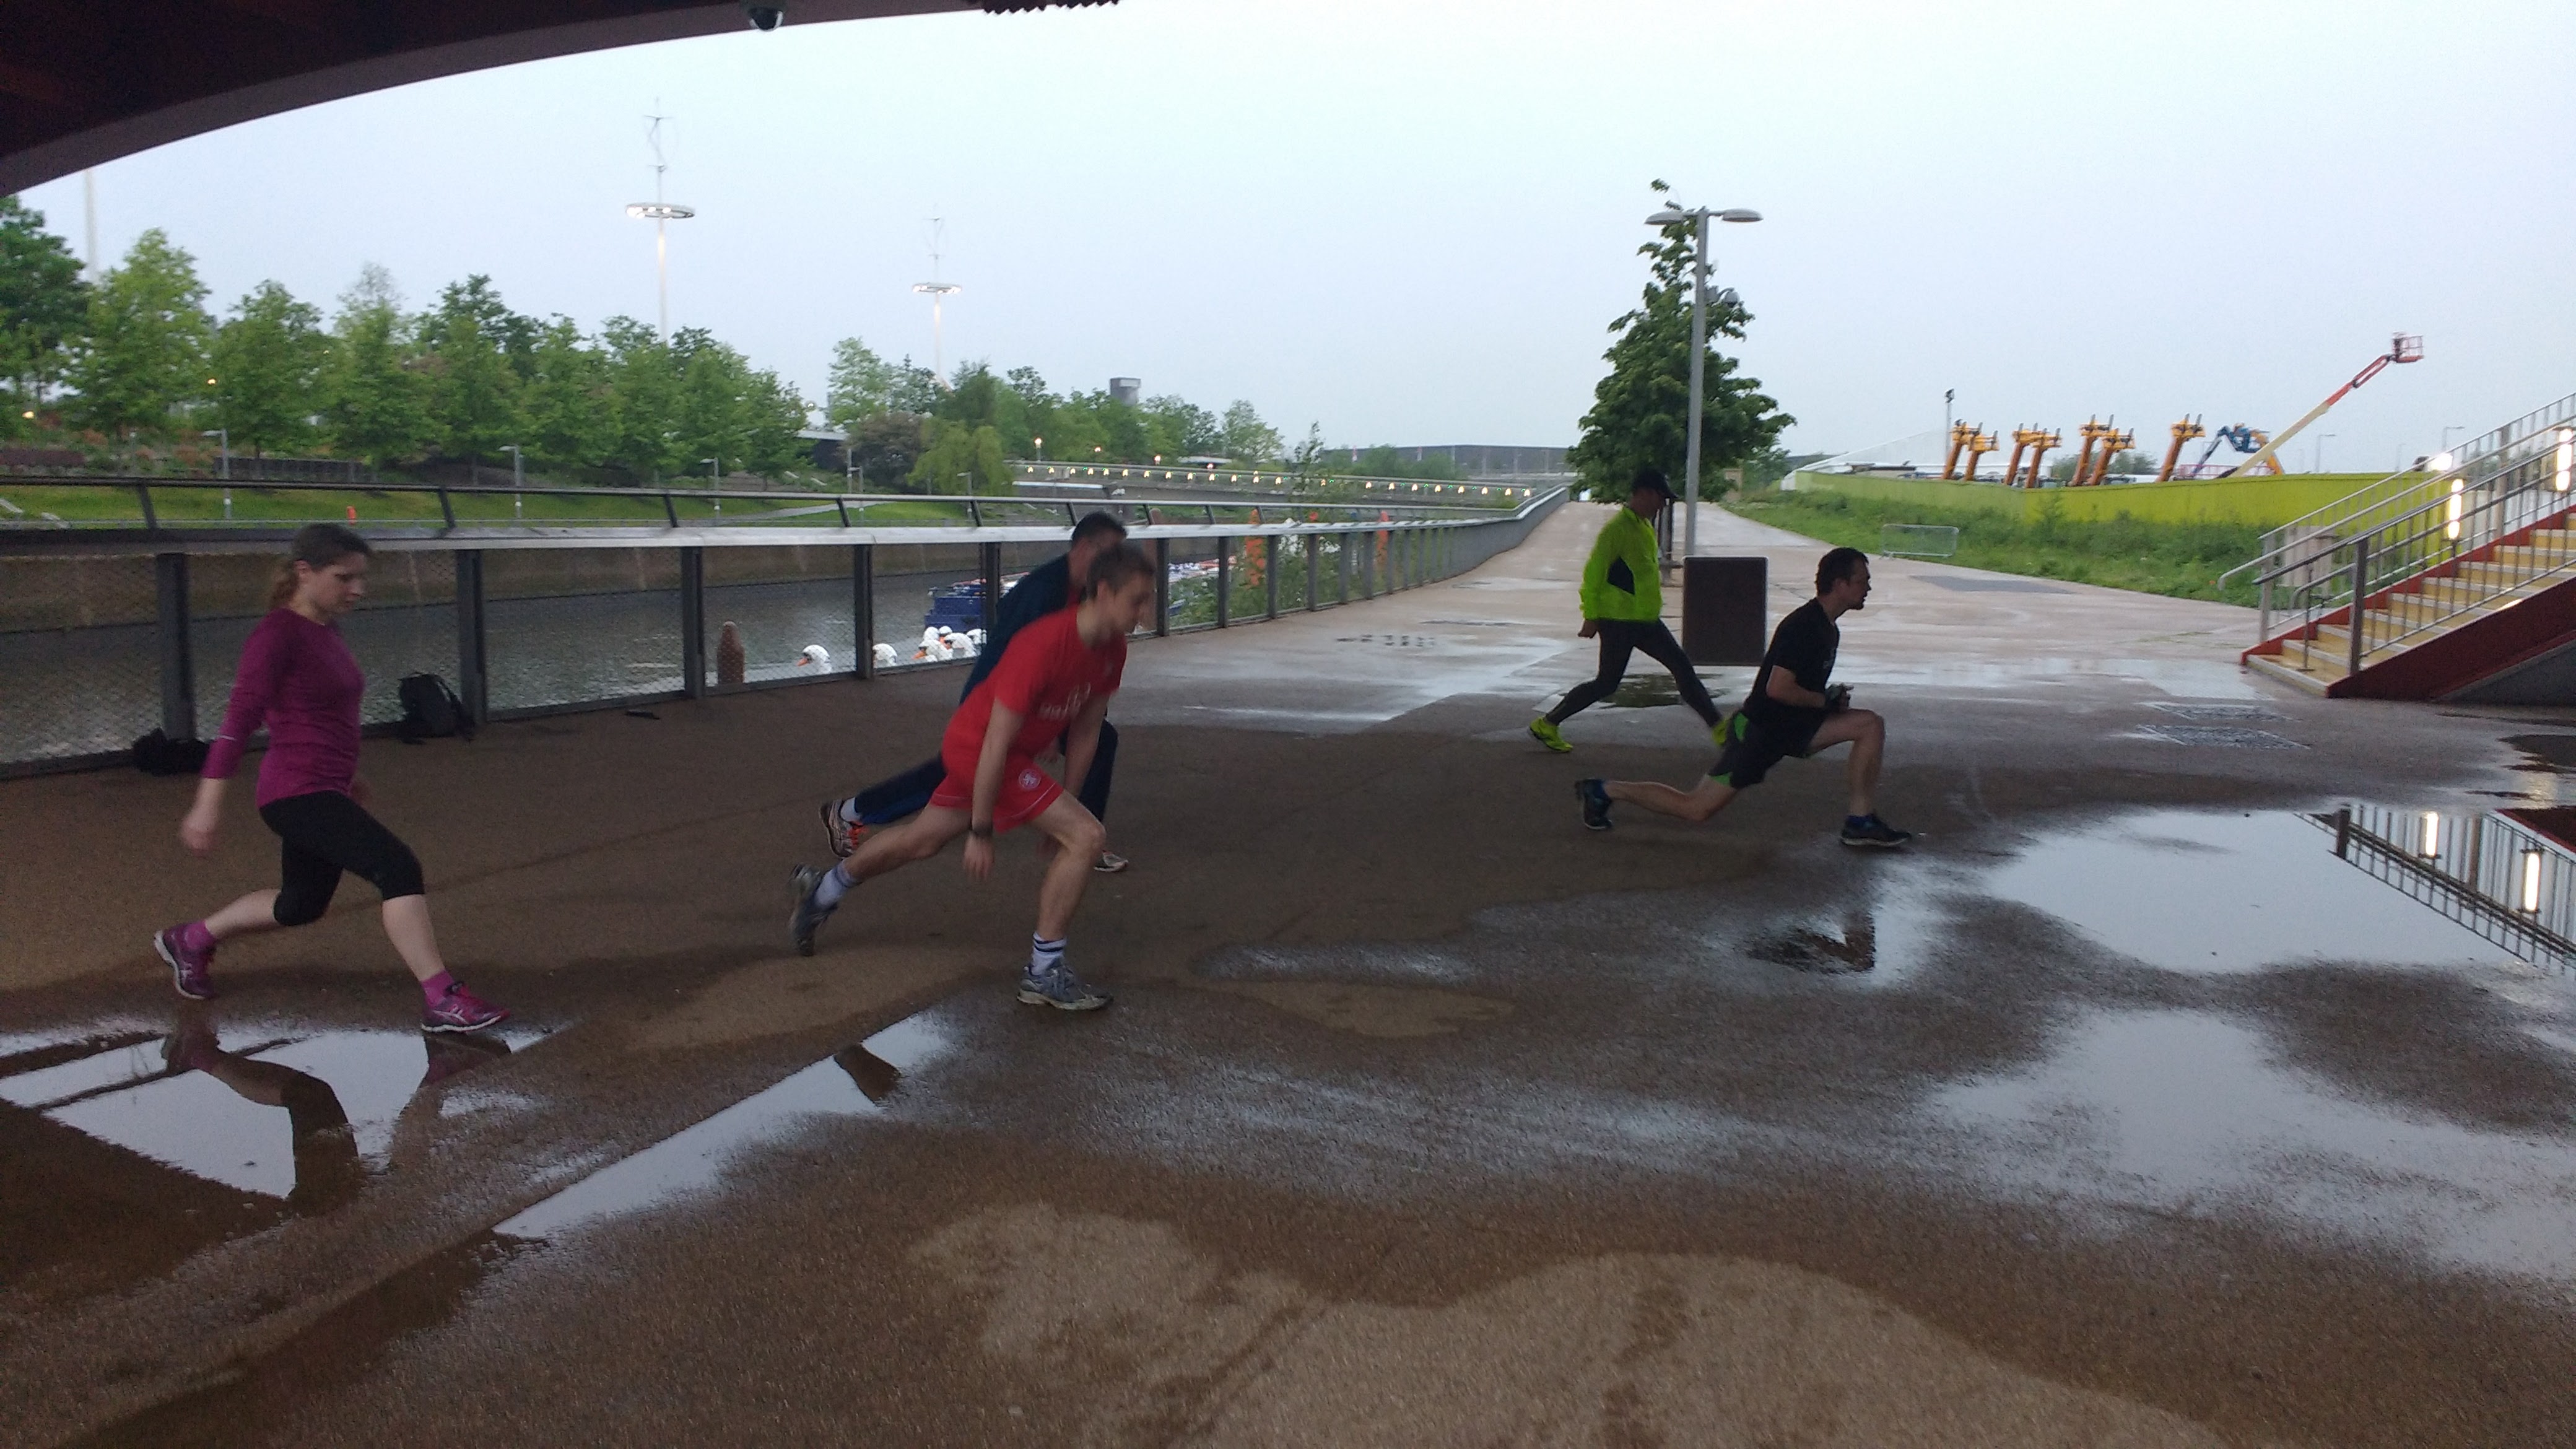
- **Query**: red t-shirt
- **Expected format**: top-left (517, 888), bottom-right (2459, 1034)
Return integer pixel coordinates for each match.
top-left (941, 607), bottom-right (1125, 766)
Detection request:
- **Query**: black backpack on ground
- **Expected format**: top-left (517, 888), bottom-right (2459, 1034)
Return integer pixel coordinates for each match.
top-left (396, 672), bottom-right (474, 743)
top-left (131, 728), bottom-right (210, 776)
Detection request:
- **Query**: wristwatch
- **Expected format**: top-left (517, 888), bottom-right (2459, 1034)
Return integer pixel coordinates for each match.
top-left (969, 821), bottom-right (994, 840)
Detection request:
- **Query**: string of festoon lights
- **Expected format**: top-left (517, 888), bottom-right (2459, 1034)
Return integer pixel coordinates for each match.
top-left (1043, 463), bottom-right (1533, 499)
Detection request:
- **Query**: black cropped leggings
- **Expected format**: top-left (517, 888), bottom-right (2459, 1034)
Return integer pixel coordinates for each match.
top-left (1547, 619), bottom-right (1722, 726)
top-left (258, 790), bottom-right (426, 926)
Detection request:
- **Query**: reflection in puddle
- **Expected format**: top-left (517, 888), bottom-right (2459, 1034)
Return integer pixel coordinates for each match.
top-left (1985, 809), bottom-right (2509, 973)
top-left (2, 1019), bottom-right (533, 1203)
top-left (1747, 908), bottom-right (1878, 974)
top-left (498, 1015), bottom-right (948, 1239)
top-left (1933, 1007), bottom-right (2576, 1282)
top-left (2321, 804), bottom-right (2576, 971)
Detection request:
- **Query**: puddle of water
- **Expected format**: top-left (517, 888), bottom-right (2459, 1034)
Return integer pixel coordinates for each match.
top-left (497, 1015), bottom-right (948, 1239)
top-left (1932, 1007), bottom-right (2576, 1282)
top-left (3, 1022), bottom-right (538, 1201)
top-left (1983, 810), bottom-right (2509, 973)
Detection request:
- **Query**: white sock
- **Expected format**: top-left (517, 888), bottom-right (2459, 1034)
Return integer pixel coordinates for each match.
top-left (1029, 935), bottom-right (1066, 976)
top-left (813, 863), bottom-right (854, 908)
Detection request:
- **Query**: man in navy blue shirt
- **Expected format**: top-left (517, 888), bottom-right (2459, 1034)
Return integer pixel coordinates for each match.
top-left (820, 511), bottom-right (1135, 872)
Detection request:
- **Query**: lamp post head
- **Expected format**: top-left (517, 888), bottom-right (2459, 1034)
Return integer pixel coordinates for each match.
top-left (1716, 208), bottom-right (1762, 224)
top-left (1645, 207), bottom-right (1690, 225)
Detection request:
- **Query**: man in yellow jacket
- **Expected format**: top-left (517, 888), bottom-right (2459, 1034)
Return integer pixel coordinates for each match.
top-left (1528, 469), bottom-right (1726, 753)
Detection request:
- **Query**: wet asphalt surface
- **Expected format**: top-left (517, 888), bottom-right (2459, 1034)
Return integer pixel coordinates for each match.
top-left (6, 505), bottom-right (2576, 1446)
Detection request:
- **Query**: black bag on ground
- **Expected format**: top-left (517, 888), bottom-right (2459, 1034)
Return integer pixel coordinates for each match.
top-left (131, 728), bottom-right (209, 776)
top-left (396, 672), bottom-right (474, 742)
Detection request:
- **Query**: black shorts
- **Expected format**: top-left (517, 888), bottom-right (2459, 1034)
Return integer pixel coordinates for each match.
top-left (1710, 711), bottom-right (1824, 790)
top-left (258, 790), bottom-right (427, 926)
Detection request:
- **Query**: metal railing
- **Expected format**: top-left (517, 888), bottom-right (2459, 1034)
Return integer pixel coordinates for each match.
top-left (0, 483), bottom-right (1564, 773)
top-left (2248, 407), bottom-right (2576, 679)
top-left (2225, 389), bottom-right (2576, 593)
top-left (2313, 804), bottom-right (2576, 970)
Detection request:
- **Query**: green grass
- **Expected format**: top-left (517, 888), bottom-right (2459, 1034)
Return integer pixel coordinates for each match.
top-left (1726, 488), bottom-right (2263, 606)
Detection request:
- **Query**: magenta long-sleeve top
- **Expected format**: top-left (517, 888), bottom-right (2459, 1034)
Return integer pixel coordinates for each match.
top-left (201, 608), bottom-right (365, 807)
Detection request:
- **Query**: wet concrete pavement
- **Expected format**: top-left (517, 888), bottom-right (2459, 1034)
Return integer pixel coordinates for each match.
top-left (7, 502), bottom-right (2576, 1445)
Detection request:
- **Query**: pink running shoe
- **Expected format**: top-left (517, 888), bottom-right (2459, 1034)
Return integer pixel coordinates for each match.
top-left (422, 983), bottom-right (510, 1034)
top-left (153, 925), bottom-right (218, 1001)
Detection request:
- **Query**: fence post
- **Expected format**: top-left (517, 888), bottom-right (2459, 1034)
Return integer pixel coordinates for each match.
top-left (154, 553), bottom-right (195, 739)
top-left (1154, 537), bottom-right (1170, 637)
top-left (680, 547), bottom-right (707, 698)
top-left (980, 542), bottom-right (1002, 635)
top-left (1338, 531), bottom-right (1351, 603)
top-left (853, 544), bottom-right (876, 680)
top-left (1216, 537), bottom-right (1233, 627)
top-left (2346, 536), bottom-right (2369, 679)
top-left (1307, 533), bottom-right (1321, 611)
top-left (1266, 534), bottom-right (1281, 620)
top-left (454, 550), bottom-right (488, 727)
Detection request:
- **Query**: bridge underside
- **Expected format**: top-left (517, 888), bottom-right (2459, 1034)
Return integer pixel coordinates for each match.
top-left (0, 0), bottom-right (1106, 195)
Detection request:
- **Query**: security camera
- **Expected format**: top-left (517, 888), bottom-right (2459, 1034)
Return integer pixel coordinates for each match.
top-left (742, 3), bottom-right (785, 30)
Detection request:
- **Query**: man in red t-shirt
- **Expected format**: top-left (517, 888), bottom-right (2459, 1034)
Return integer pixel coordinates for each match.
top-left (790, 544), bottom-right (1159, 1009)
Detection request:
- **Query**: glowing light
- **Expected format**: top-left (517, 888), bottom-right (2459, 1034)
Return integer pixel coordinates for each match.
top-left (2556, 428), bottom-right (2572, 493)
top-left (2446, 479), bottom-right (2465, 541)
top-left (2522, 850), bottom-right (2544, 913)
top-left (2430, 451), bottom-right (2455, 473)
top-left (2421, 811), bottom-right (2441, 857)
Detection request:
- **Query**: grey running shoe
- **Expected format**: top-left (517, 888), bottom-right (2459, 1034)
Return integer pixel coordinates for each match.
top-left (1017, 962), bottom-right (1112, 1011)
top-left (819, 799), bottom-right (867, 859)
top-left (1838, 816), bottom-right (1914, 849)
top-left (790, 864), bottom-right (837, 956)
top-left (154, 925), bottom-right (218, 1000)
top-left (1575, 778), bottom-right (1614, 832)
top-left (422, 983), bottom-right (510, 1034)
top-left (1094, 851), bottom-right (1130, 874)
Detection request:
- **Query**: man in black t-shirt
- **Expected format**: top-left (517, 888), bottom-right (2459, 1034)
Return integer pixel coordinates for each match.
top-left (1573, 547), bottom-right (1912, 848)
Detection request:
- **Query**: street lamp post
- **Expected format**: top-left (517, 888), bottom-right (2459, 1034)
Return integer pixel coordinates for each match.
top-left (703, 458), bottom-right (721, 516)
top-left (201, 429), bottom-right (229, 518)
top-left (502, 443), bottom-right (524, 520)
top-left (2314, 433), bottom-right (2336, 474)
top-left (1643, 202), bottom-right (1762, 562)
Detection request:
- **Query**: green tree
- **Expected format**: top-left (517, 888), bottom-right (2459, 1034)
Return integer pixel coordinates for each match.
top-left (825, 337), bottom-right (896, 429)
top-left (1142, 394), bottom-right (1221, 457)
top-left (851, 411), bottom-right (929, 490)
top-left (425, 308), bottom-right (523, 465)
top-left (1221, 400), bottom-right (1282, 463)
top-left (0, 197), bottom-right (89, 435)
top-left (318, 264), bottom-right (433, 467)
top-left (420, 275), bottom-right (537, 375)
top-left (910, 418), bottom-right (1009, 493)
top-left (67, 228), bottom-right (214, 435)
top-left (1569, 181), bottom-right (1791, 492)
top-left (735, 364), bottom-right (810, 479)
top-left (520, 315), bottom-right (612, 472)
top-left (209, 281), bottom-right (327, 454)
top-left (888, 355), bottom-right (942, 414)
top-left (599, 316), bottom-right (679, 480)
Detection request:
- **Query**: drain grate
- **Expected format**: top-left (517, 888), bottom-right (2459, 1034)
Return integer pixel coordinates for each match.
top-left (2140, 724), bottom-right (2304, 749)
top-left (2148, 702), bottom-right (2289, 723)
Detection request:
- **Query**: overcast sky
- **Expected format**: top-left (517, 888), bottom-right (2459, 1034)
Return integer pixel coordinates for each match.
top-left (20, 0), bottom-right (2575, 469)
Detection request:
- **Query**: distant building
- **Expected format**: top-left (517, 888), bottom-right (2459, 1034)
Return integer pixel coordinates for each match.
top-left (1109, 377), bottom-right (1141, 407)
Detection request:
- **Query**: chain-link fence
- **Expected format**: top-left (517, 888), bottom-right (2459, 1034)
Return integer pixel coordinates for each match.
top-left (0, 491), bottom-right (1564, 773)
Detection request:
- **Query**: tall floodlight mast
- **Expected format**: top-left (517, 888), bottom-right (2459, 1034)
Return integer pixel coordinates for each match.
top-left (912, 218), bottom-right (962, 389)
top-left (624, 108), bottom-right (695, 340)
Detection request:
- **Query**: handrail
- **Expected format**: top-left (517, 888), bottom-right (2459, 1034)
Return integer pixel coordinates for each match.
top-left (2221, 387), bottom-right (2576, 588)
top-left (0, 474), bottom-right (1539, 539)
top-left (2254, 432), bottom-right (2573, 674)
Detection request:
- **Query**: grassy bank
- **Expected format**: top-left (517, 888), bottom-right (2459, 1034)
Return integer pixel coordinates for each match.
top-left (1725, 488), bottom-right (2262, 606)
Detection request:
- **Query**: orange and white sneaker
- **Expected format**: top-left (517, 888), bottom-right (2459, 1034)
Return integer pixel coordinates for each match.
top-left (819, 800), bottom-right (869, 859)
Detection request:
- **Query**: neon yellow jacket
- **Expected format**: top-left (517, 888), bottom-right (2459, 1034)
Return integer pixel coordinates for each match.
top-left (1578, 506), bottom-right (1661, 622)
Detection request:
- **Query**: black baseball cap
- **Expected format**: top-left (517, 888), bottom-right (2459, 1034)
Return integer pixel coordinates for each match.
top-left (1630, 468), bottom-right (1674, 497)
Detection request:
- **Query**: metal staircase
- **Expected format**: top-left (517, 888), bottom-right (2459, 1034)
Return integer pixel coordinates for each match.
top-left (2232, 391), bottom-right (2576, 696)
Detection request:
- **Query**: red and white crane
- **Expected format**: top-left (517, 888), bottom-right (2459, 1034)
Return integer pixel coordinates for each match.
top-left (2219, 333), bottom-right (2423, 477)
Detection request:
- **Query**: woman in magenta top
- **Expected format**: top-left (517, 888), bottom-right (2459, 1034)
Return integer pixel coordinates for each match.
top-left (154, 524), bottom-right (507, 1033)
